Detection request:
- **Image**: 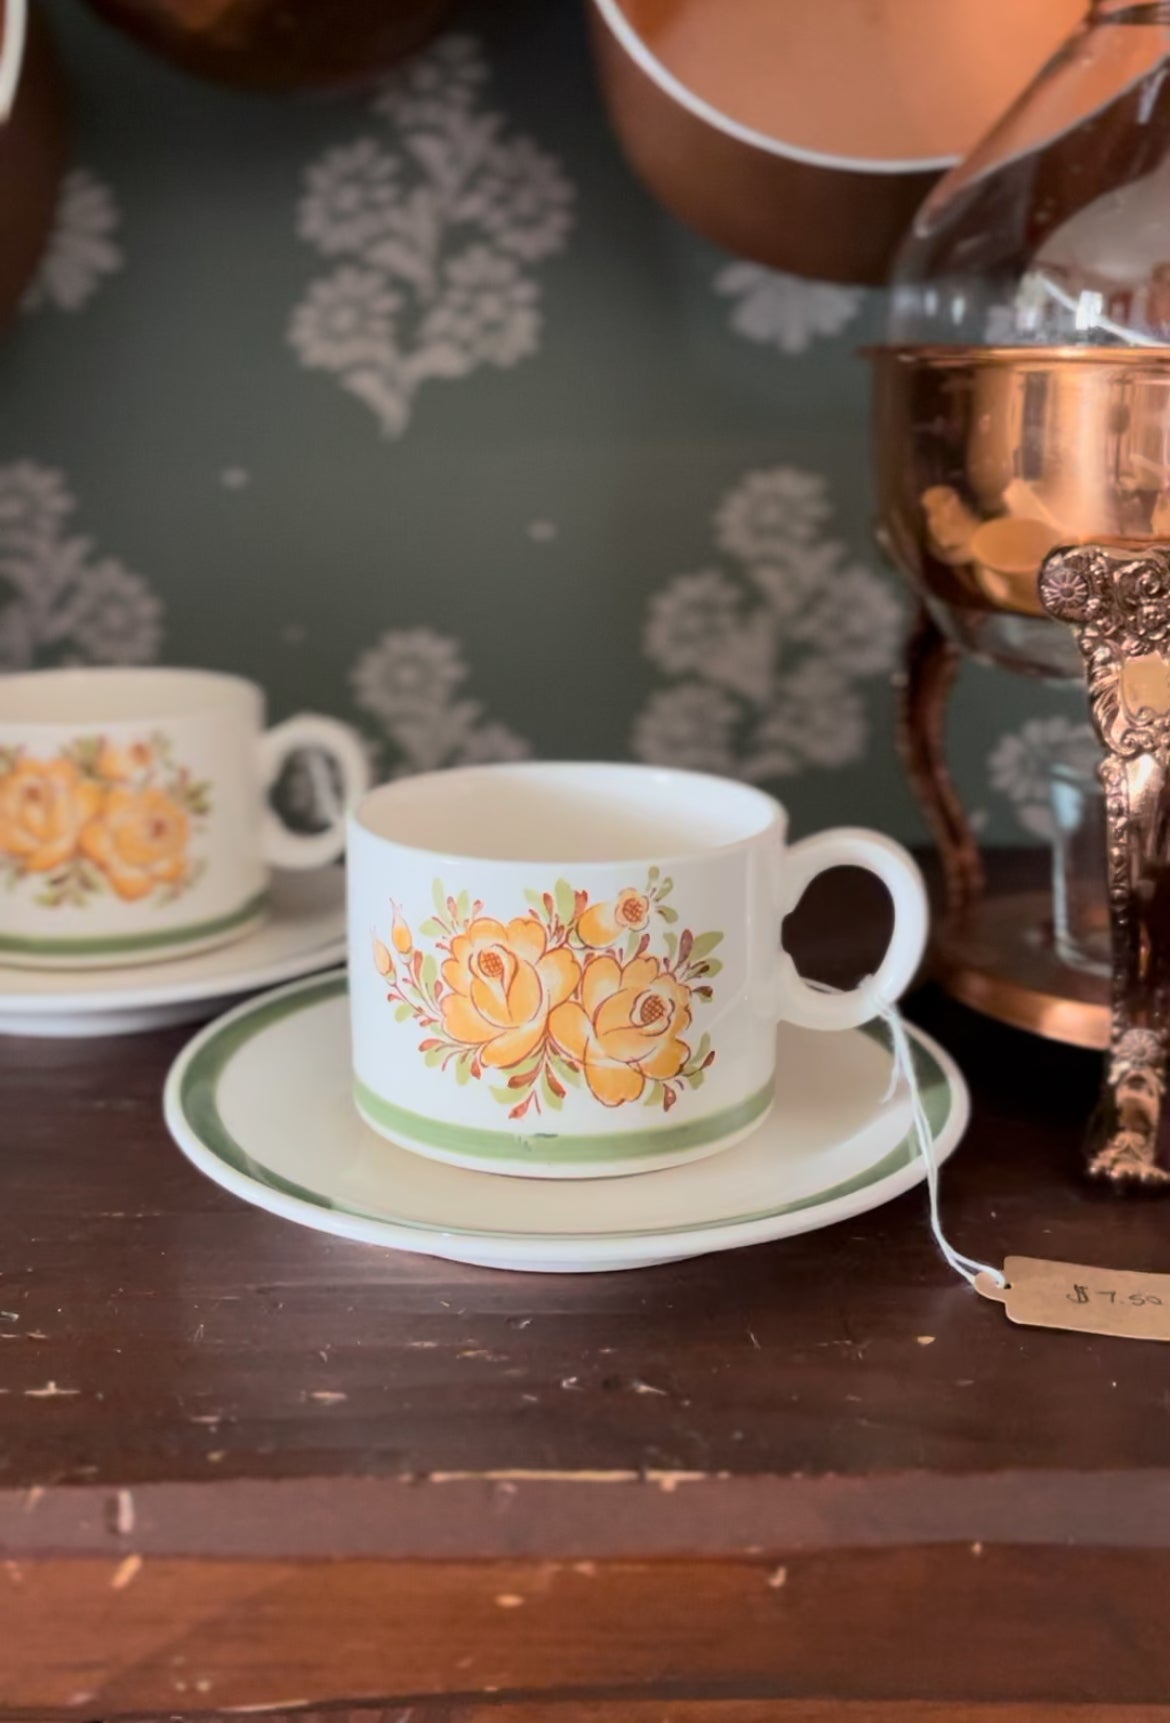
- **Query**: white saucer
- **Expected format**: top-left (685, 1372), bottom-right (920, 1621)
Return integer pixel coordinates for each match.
top-left (0, 869), bottom-right (345, 1037)
top-left (164, 970), bottom-right (969, 1273)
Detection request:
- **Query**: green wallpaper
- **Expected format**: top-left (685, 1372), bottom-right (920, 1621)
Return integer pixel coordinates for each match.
top-left (0, 0), bottom-right (1090, 844)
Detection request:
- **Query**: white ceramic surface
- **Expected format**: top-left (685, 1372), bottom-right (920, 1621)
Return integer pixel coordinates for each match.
top-left (0, 667), bottom-right (368, 968)
top-left (0, 866), bottom-right (345, 1036)
top-left (348, 762), bottom-right (928, 1178)
top-left (0, 0), bottom-right (28, 122)
top-left (163, 969), bottom-right (968, 1274)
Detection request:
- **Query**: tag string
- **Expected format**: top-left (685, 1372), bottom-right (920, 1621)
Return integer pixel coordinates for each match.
top-left (875, 995), bottom-right (1004, 1289)
top-left (809, 980), bottom-right (1005, 1290)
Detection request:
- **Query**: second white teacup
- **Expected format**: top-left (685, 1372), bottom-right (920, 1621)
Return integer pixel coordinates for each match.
top-left (348, 761), bottom-right (928, 1178)
top-left (0, 667), bottom-right (370, 968)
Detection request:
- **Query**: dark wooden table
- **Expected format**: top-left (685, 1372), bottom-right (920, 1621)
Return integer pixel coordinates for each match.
top-left (3, 854), bottom-right (1170, 1721)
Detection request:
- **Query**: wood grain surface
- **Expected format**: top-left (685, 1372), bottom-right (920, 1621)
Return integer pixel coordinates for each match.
top-left (2, 853), bottom-right (1167, 1717)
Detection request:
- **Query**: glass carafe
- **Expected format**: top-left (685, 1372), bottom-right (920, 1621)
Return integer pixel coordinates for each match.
top-left (874, 0), bottom-right (1170, 679)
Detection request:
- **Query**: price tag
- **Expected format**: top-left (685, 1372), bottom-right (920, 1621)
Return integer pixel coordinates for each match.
top-left (975, 1256), bottom-right (1170, 1342)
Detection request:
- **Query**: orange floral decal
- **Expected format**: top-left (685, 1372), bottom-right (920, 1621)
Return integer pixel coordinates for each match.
top-left (374, 871), bottom-right (722, 1119)
top-left (0, 734), bottom-right (210, 909)
top-left (550, 955), bottom-right (693, 1108)
top-left (0, 758), bottom-right (104, 877)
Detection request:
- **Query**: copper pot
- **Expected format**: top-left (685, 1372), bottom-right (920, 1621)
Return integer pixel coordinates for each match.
top-left (82, 0), bottom-right (457, 91)
top-left (591, 0), bottom-right (1085, 285)
top-left (869, 344), bottom-right (1170, 678)
top-left (0, 0), bottom-right (68, 330)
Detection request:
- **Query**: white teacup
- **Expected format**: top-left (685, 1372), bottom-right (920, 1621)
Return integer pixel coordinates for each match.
top-left (0, 667), bottom-right (370, 969)
top-left (348, 762), bottom-right (928, 1178)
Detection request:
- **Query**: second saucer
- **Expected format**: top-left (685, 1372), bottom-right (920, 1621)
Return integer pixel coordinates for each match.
top-left (0, 866), bottom-right (345, 1037)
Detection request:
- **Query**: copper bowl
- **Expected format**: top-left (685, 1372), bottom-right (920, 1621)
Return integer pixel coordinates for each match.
top-left (0, 1), bottom-right (68, 330)
top-left (82, 0), bottom-right (457, 90)
top-left (870, 344), bottom-right (1170, 678)
top-left (591, 0), bottom-right (1085, 285)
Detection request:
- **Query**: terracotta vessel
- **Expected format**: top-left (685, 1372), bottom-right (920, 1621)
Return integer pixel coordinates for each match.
top-left (591, 0), bottom-right (1085, 284)
top-left (82, 0), bottom-right (457, 91)
top-left (0, 0), bottom-right (68, 330)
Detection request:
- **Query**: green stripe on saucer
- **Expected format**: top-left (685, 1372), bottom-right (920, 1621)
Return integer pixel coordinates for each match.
top-left (174, 973), bottom-right (957, 1242)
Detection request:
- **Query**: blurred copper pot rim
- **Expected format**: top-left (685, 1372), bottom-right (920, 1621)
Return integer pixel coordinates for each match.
top-left (591, 0), bottom-right (1085, 284)
top-left (871, 344), bottom-right (1170, 363)
top-left (591, 0), bottom-right (955, 174)
top-left (0, 0), bottom-right (29, 121)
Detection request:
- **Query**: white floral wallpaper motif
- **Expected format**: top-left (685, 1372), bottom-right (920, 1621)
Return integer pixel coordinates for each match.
top-left (988, 715), bottom-right (1097, 839)
top-left (715, 264), bottom-right (863, 355)
top-left (633, 467), bottom-right (902, 779)
top-left (351, 627), bottom-right (529, 774)
top-left (0, 464), bottom-right (162, 668)
top-left (22, 170), bottom-right (123, 314)
top-left (289, 34), bottom-right (575, 438)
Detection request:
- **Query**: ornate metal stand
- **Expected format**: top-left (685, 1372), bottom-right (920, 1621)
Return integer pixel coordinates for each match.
top-left (897, 603), bottom-right (984, 917)
top-left (1040, 544), bottom-right (1170, 1189)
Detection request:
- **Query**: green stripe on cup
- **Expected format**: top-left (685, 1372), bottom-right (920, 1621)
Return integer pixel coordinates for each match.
top-left (353, 1071), bottom-right (774, 1166)
top-left (0, 890), bottom-right (267, 959)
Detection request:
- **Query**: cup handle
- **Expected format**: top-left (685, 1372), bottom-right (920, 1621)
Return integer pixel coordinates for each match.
top-left (774, 827), bottom-right (928, 1032)
top-left (258, 713), bottom-right (371, 872)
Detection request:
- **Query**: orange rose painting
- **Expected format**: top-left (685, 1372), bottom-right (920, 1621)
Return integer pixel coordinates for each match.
top-left (0, 734), bottom-right (210, 909)
top-left (549, 955), bottom-right (694, 1108)
top-left (373, 870), bottom-right (721, 1119)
